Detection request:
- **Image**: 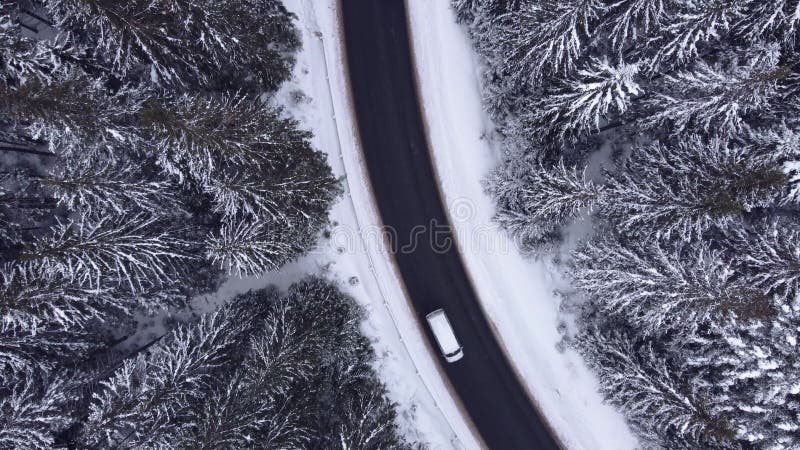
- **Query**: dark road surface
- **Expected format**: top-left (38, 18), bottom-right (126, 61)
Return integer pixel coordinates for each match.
top-left (339, 1), bottom-right (561, 449)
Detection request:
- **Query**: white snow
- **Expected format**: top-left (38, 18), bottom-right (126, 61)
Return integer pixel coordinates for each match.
top-left (404, 2), bottom-right (640, 449)
top-left (187, 1), bottom-right (485, 448)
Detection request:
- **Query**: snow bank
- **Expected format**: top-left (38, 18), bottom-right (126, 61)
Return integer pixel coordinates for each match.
top-left (404, 1), bottom-right (639, 449)
top-left (200, 1), bottom-right (484, 448)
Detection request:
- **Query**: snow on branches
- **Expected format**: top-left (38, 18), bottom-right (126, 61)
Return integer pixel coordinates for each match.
top-left (642, 44), bottom-right (794, 135)
top-left (42, 156), bottom-right (177, 216)
top-left (0, 2), bottom-right (351, 448)
top-left (572, 237), bottom-right (774, 334)
top-left (78, 281), bottom-right (411, 449)
top-left (487, 157), bottom-right (601, 251)
top-left (206, 220), bottom-right (299, 278)
top-left (683, 311), bottom-right (800, 448)
top-left (533, 57), bottom-right (641, 140)
top-left (19, 213), bottom-right (190, 292)
top-left (0, 369), bottom-right (76, 450)
top-left (600, 137), bottom-right (787, 240)
top-left (461, 0), bottom-right (800, 447)
top-left (577, 328), bottom-right (739, 449)
top-left (494, 0), bottom-right (604, 85)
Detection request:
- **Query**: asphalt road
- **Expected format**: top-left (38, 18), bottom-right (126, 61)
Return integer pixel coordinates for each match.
top-left (339, 1), bottom-right (561, 449)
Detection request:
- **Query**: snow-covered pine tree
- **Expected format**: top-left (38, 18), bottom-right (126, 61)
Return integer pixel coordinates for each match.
top-left (334, 378), bottom-right (413, 450)
top-left (642, 44), bottom-right (796, 135)
top-left (204, 147), bottom-right (340, 224)
top-left (0, 169), bottom-right (55, 251)
top-left (487, 157), bottom-right (601, 251)
top-left (0, 263), bottom-right (113, 334)
top-left (649, 0), bottom-right (744, 71)
top-left (572, 236), bottom-right (774, 335)
top-left (283, 278), bottom-right (413, 450)
top-left (205, 219), bottom-right (300, 278)
top-left (493, 0), bottom-right (605, 86)
top-left (45, 0), bottom-right (298, 90)
top-left (577, 327), bottom-right (738, 449)
top-left (730, 221), bottom-right (800, 306)
top-left (170, 294), bottom-right (313, 449)
top-left (0, 320), bottom-right (102, 382)
top-left (18, 212), bottom-right (190, 292)
top-left (0, 7), bottom-right (69, 87)
top-left (750, 121), bottom-right (800, 165)
top-left (76, 307), bottom-right (243, 449)
top-left (530, 57), bottom-right (641, 141)
top-left (0, 367), bottom-right (78, 450)
top-left (139, 94), bottom-right (304, 183)
top-left (214, 0), bottom-right (300, 93)
top-left (0, 70), bottom-right (138, 149)
top-left (601, 0), bottom-right (671, 53)
top-left (600, 137), bottom-right (788, 240)
top-left (175, 377), bottom-right (311, 450)
top-left (45, 0), bottom-right (232, 85)
top-left (748, 123), bottom-right (800, 205)
top-left (78, 280), bottom-right (412, 449)
top-left (683, 311), bottom-right (800, 448)
top-left (734, 0), bottom-right (800, 44)
top-left (41, 155), bottom-right (177, 217)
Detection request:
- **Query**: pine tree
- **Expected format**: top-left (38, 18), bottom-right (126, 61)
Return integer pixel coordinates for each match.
top-left (577, 327), bottom-right (738, 449)
top-left (0, 321), bottom-right (102, 381)
top-left (77, 280), bottom-right (413, 449)
top-left (171, 308), bottom-right (313, 449)
top-left (0, 8), bottom-right (69, 86)
top-left (77, 308), bottom-right (242, 449)
top-left (42, 156), bottom-right (177, 217)
top-left (748, 123), bottom-right (800, 205)
top-left (0, 263), bottom-right (113, 333)
top-left (683, 311), bottom-right (800, 448)
top-left (734, 0), bottom-right (800, 44)
top-left (531, 57), bottom-right (641, 141)
top-left (335, 378), bottom-right (411, 450)
top-left (205, 149), bottom-right (339, 225)
top-left (493, 0), bottom-right (605, 86)
top-left (214, 0), bottom-right (300, 93)
top-left (286, 278), bottom-right (412, 450)
top-left (572, 237), bottom-right (774, 334)
top-left (0, 368), bottom-right (77, 450)
top-left (18, 212), bottom-right (190, 292)
top-left (650, 0), bottom-right (744, 70)
top-left (139, 94), bottom-right (306, 183)
top-left (730, 222), bottom-right (800, 305)
top-left (600, 137), bottom-right (788, 240)
top-left (602, 0), bottom-right (671, 52)
top-left (642, 44), bottom-right (795, 135)
top-left (487, 157), bottom-right (601, 250)
top-left (205, 219), bottom-right (300, 278)
top-left (0, 71), bottom-right (138, 149)
top-left (45, 0), bottom-right (298, 90)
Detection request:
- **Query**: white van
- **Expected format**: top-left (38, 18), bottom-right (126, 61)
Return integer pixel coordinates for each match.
top-left (426, 309), bottom-right (463, 363)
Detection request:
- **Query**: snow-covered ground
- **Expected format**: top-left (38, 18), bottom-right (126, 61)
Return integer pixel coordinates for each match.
top-left (405, 2), bottom-right (639, 449)
top-left (187, 1), bottom-right (485, 448)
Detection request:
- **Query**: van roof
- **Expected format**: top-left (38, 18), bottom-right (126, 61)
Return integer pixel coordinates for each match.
top-left (426, 310), bottom-right (460, 353)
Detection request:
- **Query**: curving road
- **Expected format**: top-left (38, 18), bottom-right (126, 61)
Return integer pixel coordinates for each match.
top-left (339, 1), bottom-right (561, 449)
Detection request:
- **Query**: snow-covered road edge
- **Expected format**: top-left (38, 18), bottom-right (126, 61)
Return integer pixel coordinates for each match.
top-left (294, 1), bottom-right (484, 448)
top-left (404, 1), bottom-right (639, 449)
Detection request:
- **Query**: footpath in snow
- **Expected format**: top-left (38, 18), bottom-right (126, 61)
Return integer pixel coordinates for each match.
top-left (405, 1), bottom-right (639, 449)
top-left (202, 1), bottom-right (484, 448)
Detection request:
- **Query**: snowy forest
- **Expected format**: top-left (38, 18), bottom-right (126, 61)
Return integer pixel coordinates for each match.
top-left (0, 1), bottom-right (412, 448)
top-left (454, 0), bottom-right (800, 448)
